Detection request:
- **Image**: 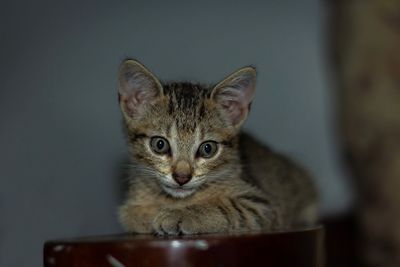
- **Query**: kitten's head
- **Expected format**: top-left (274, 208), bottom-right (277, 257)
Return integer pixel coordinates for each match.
top-left (118, 59), bottom-right (256, 198)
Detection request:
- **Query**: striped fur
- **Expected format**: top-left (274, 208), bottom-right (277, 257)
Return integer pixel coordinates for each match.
top-left (118, 59), bottom-right (318, 235)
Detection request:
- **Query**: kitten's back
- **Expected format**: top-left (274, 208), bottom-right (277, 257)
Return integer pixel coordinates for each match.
top-left (239, 133), bottom-right (318, 226)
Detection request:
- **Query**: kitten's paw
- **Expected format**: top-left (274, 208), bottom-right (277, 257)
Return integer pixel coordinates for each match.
top-left (152, 209), bottom-right (198, 235)
top-left (152, 209), bottom-right (183, 235)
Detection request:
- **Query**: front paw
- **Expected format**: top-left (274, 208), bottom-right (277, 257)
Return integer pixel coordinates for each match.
top-left (152, 209), bottom-right (198, 236)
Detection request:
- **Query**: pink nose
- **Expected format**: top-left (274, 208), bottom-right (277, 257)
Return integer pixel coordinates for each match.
top-left (172, 173), bottom-right (192, 186)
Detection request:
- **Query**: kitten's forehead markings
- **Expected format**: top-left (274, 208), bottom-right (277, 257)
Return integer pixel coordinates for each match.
top-left (170, 122), bottom-right (179, 159)
top-left (165, 118), bottom-right (172, 138)
top-left (193, 126), bottom-right (202, 155)
top-left (199, 122), bottom-right (206, 141)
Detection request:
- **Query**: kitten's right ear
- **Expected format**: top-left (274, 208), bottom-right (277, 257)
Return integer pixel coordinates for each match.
top-left (118, 59), bottom-right (163, 118)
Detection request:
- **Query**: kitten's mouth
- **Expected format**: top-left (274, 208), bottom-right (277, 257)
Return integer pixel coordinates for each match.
top-left (162, 184), bottom-right (197, 198)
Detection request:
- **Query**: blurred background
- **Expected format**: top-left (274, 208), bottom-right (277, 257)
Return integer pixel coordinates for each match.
top-left (1, 0), bottom-right (399, 266)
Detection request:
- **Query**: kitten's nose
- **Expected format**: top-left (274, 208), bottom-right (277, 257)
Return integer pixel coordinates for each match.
top-left (172, 160), bottom-right (192, 186)
top-left (172, 173), bottom-right (192, 186)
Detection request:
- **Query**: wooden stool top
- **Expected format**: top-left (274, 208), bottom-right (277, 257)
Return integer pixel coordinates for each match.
top-left (44, 226), bottom-right (324, 267)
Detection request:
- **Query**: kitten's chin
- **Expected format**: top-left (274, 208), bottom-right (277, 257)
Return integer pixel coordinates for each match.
top-left (162, 185), bottom-right (196, 199)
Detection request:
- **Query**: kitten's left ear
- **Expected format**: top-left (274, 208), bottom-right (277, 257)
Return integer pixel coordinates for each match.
top-left (211, 66), bottom-right (256, 126)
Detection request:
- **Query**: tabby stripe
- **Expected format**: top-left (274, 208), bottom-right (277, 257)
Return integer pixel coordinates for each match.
top-left (241, 204), bottom-right (264, 227)
top-left (198, 103), bottom-right (206, 119)
top-left (221, 139), bottom-right (235, 148)
top-left (217, 205), bottom-right (232, 226)
top-left (239, 195), bottom-right (271, 207)
top-left (130, 133), bottom-right (147, 142)
top-left (168, 97), bottom-right (174, 115)
top-left (229, 198), bottom-right (246, 228)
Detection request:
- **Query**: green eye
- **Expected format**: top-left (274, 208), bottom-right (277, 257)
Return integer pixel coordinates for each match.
top-left (198, 141), bottom-right (218, 158)
top-left (150, 137), bottom-right (170, 155)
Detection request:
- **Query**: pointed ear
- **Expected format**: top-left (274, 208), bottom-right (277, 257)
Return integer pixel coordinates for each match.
top-left (211, 66), bottom-right (257, 126)
top-left (118, 59), bottom-right (163, 118)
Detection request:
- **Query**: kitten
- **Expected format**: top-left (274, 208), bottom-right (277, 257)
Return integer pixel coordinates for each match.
top-left (117, 59), bottom-right (318, 235)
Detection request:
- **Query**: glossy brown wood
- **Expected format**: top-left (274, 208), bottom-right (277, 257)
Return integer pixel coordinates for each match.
top-left (44, 226), bottom-right (324, 267)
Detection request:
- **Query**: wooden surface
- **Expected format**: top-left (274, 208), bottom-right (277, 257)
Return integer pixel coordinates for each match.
top-left (43, 226), bottom-right (324, 267)
top-left (323, 214), bottom-right (360, 267)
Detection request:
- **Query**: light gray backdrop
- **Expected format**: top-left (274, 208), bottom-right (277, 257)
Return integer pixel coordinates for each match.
top-left (0, 1), bottom-right (353, 266)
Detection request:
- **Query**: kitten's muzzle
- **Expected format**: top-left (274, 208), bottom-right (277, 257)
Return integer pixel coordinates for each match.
top-left (172, 160), bottom-right (192, 186)
top-left (172, 173), bottom-right (192, 186)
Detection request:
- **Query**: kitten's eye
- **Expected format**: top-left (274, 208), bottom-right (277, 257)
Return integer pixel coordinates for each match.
top-left (150, 137), bottom-right (170, 155)
top-left (197, 141), bottom-right (218, 158)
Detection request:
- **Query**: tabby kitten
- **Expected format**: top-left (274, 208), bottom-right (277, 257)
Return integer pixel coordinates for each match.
top-left (118, 59), bottom-right (317, 235)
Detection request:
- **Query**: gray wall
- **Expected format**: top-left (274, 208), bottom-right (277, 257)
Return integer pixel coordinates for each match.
top-left (0, 1), bottom-right (353, 266)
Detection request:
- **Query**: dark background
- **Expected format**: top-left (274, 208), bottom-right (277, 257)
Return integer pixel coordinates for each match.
top-left (0, 1), bottom-right (352, 266)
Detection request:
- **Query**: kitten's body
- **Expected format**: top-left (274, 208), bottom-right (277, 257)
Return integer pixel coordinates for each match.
top-left (117, 61), bottom-right (317, 235)
top-left (239, 133), bottom-right (317, 227)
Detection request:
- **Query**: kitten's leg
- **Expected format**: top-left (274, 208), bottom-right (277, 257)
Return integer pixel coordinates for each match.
top-left (152, 203), bottom-right (230, 235)
top-left (119, 203), bottom-right (160, 233)
top-left (152, 195), bottom-right (281, 235)
top-left (229, 194), bottom-right (282, 231)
